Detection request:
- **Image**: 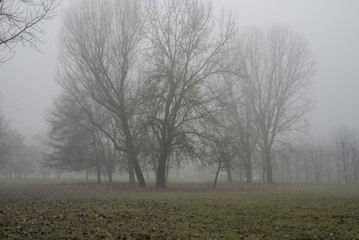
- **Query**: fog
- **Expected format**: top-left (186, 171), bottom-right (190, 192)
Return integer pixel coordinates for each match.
top-left (1, 0), bottom-right (359, 184)
top-left (2, 2), bottom-right (359, 239)
top-left (218, 0), bottom-right (359, 139)
top-left (1, 0), bottom-right (359, 140)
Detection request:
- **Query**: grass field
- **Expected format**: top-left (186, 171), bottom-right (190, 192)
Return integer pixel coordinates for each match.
top-left (0, 180), bottom-right (359, 239)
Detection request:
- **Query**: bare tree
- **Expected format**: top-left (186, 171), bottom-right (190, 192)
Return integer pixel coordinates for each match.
top-left (0, 0), bottom-right (60, 62)
top-left (0, 130), bottom-right (33, 179)
top-left (0, 113), bottom-right (8, 166)
top-left (350, 131), bottom-right (359, 183)
top-left (334, 127), bottom-right (351, 183)
top-left (196, 114), bottom-right (234, 189)
top-left (220, 78), bottom-right (257, 183)
top-left (93, 130), bottom-right (118, 185)
top-left (46, 93), bottom-right (102, 182)
top-left (310, 143), bottom-right (324, 183)
top-left (237, 26), bottom-right (316, 183)
top-left (292, 151), bottom-right (301, 183)
top-left (57, 0), bottom-right (146, 187)
top-left (142, 0), bottom-right (236, 187)
top-left (322, 144), bottom-right (334, 183)
top-left (294, 142), bottom-right (312, 183)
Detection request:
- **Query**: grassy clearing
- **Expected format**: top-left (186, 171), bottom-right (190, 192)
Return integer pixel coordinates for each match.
top-left (0, 181), bottom-right (359, 239)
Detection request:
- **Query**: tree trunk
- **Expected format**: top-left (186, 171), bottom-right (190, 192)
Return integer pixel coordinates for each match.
top-left (226, 162), bottom-right (232, 183)
top-left (261, 152), bottom-right (266, 183)
top-left (281, 157), bottom-right (284, 183)
top-left (354, 151), bottom-right (358, 182)
top-left (246, 162), bottom-right (252, 183)
top-left (326, 166), bottom-right (331, 183)
top-left (245, 150), bottom-right (252, 183)
top-left (213, 161), bottom-right (222, 189)
top-left (156, 152), bottom-right (168, 188)
top-left (336, 160), bottom-right (341, 183)
top-left (122, 119), bottom-right (146, 187)
top-left (343, 155), bottom-right (348, 183)
top-left (128, 159), bottom-right (135, 184)
top-left (96, 163), bottom-right (102, 184)
top-left (264, 148), bottom-right (273, 183)
top-left (165, 158), bottom-right (170, 182)
top-left (315, 160), bottom-right (319, 183)
top-left (93, 135), bottom-right (102, 184)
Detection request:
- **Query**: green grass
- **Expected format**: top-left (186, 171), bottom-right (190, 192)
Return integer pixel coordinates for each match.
top-left (0, 181), bottom-right (359, 239)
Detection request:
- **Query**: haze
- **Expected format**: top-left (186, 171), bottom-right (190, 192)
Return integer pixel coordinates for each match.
top-left (0, 0), bottom-right (358, 140)
top-left (1, 1), bottom-right (359, 239)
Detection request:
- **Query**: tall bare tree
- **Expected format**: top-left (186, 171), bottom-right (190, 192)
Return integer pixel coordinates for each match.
top-left (0, 113), bottom-right (8, 166)
top-left (142, 0), bottom-right (236, 187)
top-left (46, 93), bottom-right (102, 181)
top-left (237, 26), bottom-right (316, 183)
top-left (350, 131), bottom-right (359, 183)
top-left (57, 0), bottom-right (146, 187)
top-left (334, 127), bottom-right (352, 183)
top-left (0, 0), bottom-right (60, 62)
top-left (310, 143), bottom-right (324, 183)
top-left (220, 78), bottom-right (257, 183)
top-left (201, 120), bottom-right (236, 188)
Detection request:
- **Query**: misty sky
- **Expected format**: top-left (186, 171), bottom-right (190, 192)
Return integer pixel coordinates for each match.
top-left (0, 0), bottom-right (358, 140)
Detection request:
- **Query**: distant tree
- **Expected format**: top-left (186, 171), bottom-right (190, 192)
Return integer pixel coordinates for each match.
top-left (27, 134), bottom-right (51, 179)
top-left (333, 128), bottom-right (359, 184)
top-left (0, 114), bottom-right (8, 166)
top-left (322, 144), bottom-right (334, 183)
top-left (196, 113), bottom-right (234, 189)
top-left (334, 127), bottom-right (351, 183)
top-left (142, 0), bottom-right (236, 187)
top-left (292, 146), bottom-right (303, 183)
top-left (220, 79), bottom-right (257, 183)
top-left (58, 0), bottom-right (146, 187)
top-left (237, 26), bottom-right (316, 183)
top-left (1, 130), bottom-right (33, 178)
top-left (0, 0), bottom-right (60, 62)
top-left (310, 143), bottom-right (324, 183)
top-left (273, 143), bottom-right (294, 183)
top-left (294, 143), bottom-right (311, 183)
top-left (292, 141), bottom-right (333, 183)
top-left (46, 93), bottom-right (103, 182)
top-left (90, 118), bottom-right (120, 185)
top-left (349, 131), bottom-right (359, 183)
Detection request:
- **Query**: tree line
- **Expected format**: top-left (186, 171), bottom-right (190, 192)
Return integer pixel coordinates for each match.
top-left (42, 0), bottom-right (318, 188)
top-left (0, 114), bottom-right (52, 179)
top-left (0, 0), bottom-right (59, 179)
top-left (0, 0), bottom-right (358, 187)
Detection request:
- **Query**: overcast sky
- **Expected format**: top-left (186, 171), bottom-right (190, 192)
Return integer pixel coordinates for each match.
top-left (0, 0), bottom-right (359, 140)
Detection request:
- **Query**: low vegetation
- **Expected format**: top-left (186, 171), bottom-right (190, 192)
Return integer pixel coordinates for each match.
top-left (1, 181), bottom-right (359, 239)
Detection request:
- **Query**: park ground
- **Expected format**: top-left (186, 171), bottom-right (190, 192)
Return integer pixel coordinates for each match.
top-left (0, 180), bottom-right (359, 239)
